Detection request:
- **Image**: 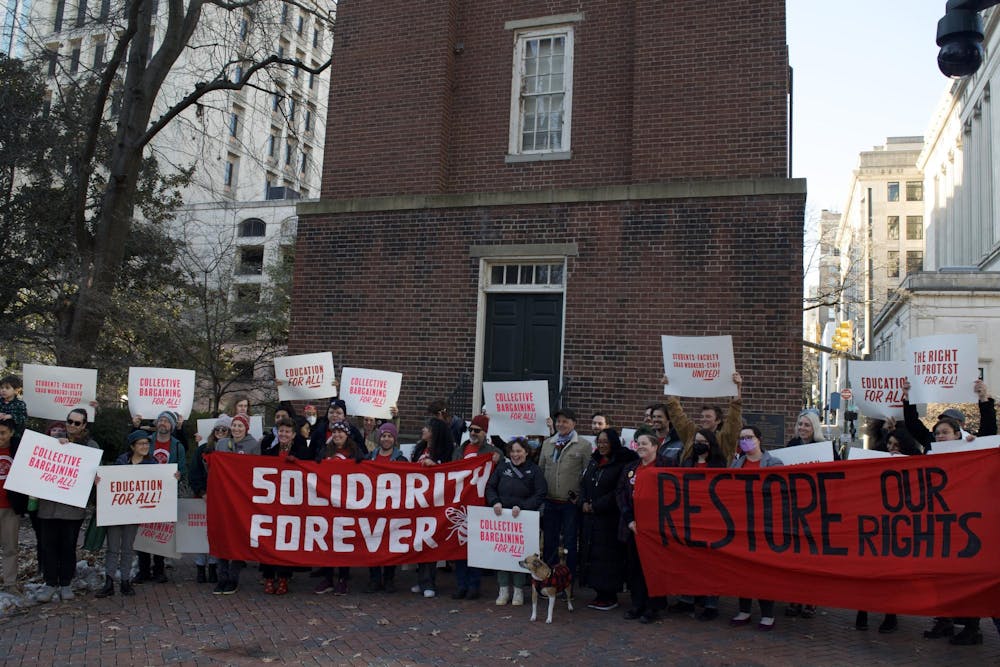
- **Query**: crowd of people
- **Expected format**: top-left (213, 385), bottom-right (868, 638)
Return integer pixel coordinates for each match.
top-left (0, 371), bottom-right (998, 648)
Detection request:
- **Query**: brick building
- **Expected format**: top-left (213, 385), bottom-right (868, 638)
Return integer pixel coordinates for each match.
top-left (292, 1), bottom-right (806, 441)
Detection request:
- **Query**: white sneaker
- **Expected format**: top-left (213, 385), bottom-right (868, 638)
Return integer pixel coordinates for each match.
top-left (511, 587), bottom-right (524, 606)
top-left (495, 586), bottom-right (510, 606)
top-left (35, 585), bottom-right (58, 603)
top-left (60, 586), bottom-right (75, 601)
top-left (410, 584), bottom-right (422, 594)
top-left (423, 589), bottom-right (435, 598)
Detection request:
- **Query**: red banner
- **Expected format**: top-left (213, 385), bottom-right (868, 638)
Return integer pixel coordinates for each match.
top-left (634, 449), bottom-right (1000, 617)
top-left (206, 453), bottom-right (493, 567)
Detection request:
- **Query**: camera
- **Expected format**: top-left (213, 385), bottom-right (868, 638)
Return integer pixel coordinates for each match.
top-left (936, 0), bottom-right (989, 78)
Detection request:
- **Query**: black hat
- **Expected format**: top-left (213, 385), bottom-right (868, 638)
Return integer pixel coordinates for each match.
top-left (553, 408), bottom-right (576, 422)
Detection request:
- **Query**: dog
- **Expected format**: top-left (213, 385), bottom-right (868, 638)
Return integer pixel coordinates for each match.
top-left (518, 553), bottom-right (573, 623)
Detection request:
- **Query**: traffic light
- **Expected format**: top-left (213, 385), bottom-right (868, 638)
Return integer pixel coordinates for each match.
top-left (831, 320), bottom-right (854, 352)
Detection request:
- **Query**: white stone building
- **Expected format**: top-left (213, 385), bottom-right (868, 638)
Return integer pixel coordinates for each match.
top-left (24, 0), bottom-right (329, 295)
top-left (870, 9), bottom-right (1000, 392)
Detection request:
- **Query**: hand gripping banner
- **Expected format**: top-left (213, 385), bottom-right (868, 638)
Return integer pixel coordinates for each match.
top-left (634, 449), bottom-right (1000, 617)
top-left (206, 453), bottom-right (493, 567)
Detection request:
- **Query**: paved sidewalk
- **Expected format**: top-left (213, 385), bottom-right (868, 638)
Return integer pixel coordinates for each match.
top-left (1, 558), bottom-right (996, 666)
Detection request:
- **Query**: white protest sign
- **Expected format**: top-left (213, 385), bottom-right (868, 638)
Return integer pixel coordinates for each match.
top-left (622, 428), bottom-right (638, 450)
top-left (904, 334), bottom-right (979, 405)
top-left (196, 418), bottom-right (218, 443)
top-left (95, 464), bottom-right (178, 526)
top-left (483, 381), bottom-right (550, 440)
top-left (4, 430), bottom-right (102, 508)
top-left (128, 367), bottom-right (196, 419)
top-left (661, 335), bottom-right (738, 398)
top-left (133, 521), bottom-right (180, 559)
top-left (22, 364), bottom-right (98, 422)
top-left (176, 498), bottom-right (210, 553)
top-left (848, 361), bottom-right (908, 420)
top-left (399, 443), bottom-right (417, 461)
top-left (774, 441), bottom-right (835, 466)
top-left (248, 415), bottom-right (263, 441)
top-left (274, 352), bottom-right (337, 401)
top-left (340, 367), bottom-right (402, 419)
top-left (846, 447), bottom-right (897, 461)
top-left (928, 434), bottom-right (1000, 455)
top-left (466, 506), bottom-right (540, 572)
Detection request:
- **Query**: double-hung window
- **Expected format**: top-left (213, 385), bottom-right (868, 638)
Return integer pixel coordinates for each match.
top-left (507, 25), bottom-right (574, 160)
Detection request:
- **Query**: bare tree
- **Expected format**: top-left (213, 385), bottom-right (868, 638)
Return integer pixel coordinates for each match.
top-left (12, 0), bottom-right (334, 366)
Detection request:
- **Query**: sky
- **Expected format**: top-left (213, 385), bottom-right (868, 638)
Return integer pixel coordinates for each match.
top-left (787, 1), bottom-right (950, 216)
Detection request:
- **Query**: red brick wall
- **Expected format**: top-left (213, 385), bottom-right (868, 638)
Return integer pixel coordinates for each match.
top-left (290, 195), bottom-right (804, 440)
top-left (321, 1), bottom-right (790, 199)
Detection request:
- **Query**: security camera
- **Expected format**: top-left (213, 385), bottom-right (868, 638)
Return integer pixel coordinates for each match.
top-left (936, 0), bottom-right (996, 77)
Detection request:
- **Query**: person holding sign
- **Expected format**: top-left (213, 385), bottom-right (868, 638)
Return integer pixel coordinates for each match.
top-left (539, 408), bottom-right (589, 578)
top-left (189, 415), bottom-right (230, 585)
top-left (260, 418), bottom-right (302, 596)
top-left (95, 430), bottom-right (157, 599)
top-left (616, 429), bottom-right (668, 624)
top-left (451, 415), bottom-right (501, 601)
top-left (35, 408), bottom-right (101, 603)
top-left (409, 418), bottom-right (454, 598)
top-left (134, 411), bottom-right (189, 586)
top-left (729, 425), bottom-right (783, 631)
top-left (366, 422), bottom-right (410, 594)
top-left (669, 429), bottom-right (729, 620)
top-left (902, 380), bottom-right (996, 452)
top-left (662, 372), bottom-right (744, 462)
top-left (919, 415), bottom-right (986, 647)
top-left (577, 428), bottom-right (636, 612)
top-left (486, 436), bottom-right (547, 606)
top-left (0, 418), bottom-right (28, 593)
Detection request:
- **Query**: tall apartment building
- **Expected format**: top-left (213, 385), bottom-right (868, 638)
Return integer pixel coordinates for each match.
top-left (292, 1), bottom-right (806, 440)
top-left (24, 0), bottom-right (330, 310)
top-left (870, 9), bottom-right (1000, 388)
top-left (1, 0), bottom-right (31, 56)
top-left (833, 137), bottom-right (924, 358)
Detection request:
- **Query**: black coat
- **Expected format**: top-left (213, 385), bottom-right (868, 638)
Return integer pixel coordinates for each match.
top-left (485, 460), bottom-right (547, 510)
top-left (578, 446), bottom-right (636, 591)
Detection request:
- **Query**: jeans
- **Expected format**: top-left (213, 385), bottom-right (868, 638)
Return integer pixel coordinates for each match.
top-left (454, 560), bottom-right (481, 591)
top-left (104, 524), bottom-right (138, 579)
top-left (417, 562), bottom-right (436, 591)
top-left (217, 559), bottom-right (244, 584)
top-left (625, 534), bottom-right (664, 613)
top-left (542, 500), bottom-right (579, 574)
top-left (38, 518), bottom-right (83, 587)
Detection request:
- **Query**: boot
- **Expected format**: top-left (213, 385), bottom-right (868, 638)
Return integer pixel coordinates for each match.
top-left (264, 578), bottom-right (275, 594)
top-left (207, 564), bottom-right (218, 583)
top-left (196, 566), bottom-right (207, 583)
top-left (511, 587), bottom-right (524, 606)
top-left (495, 586), bottom-right (510, 606)
top-left (275, 577), bottom-right (289, 595)
top-left (120, 578), bottom-right (135, 596)
top-left (95, 576), bottom-right (115, 599)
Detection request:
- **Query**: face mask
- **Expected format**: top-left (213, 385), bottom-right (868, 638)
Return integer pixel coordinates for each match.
top-left (738, 437), bottom-right (756, 453)
top-left (306, 416), bottom-right (316, 425)
top-left (693, 442), bottom-right (709, 457)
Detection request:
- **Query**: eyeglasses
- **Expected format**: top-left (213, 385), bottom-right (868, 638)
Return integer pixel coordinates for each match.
top-left (468, 427), bottom-right (483, 434)
top-left (66, 419), bottom-right (84, 426)
top-left (214, 427), bottom-right (229, 432)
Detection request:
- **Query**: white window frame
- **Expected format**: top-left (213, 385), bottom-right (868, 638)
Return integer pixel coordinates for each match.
top-left (507, 24), bottom-right (575, 162)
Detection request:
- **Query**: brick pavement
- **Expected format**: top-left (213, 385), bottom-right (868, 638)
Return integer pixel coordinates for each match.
top-left (1, 558), bottom-right (997, 666)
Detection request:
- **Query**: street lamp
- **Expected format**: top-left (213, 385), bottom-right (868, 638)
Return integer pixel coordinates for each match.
top-left (937, 0), bottom-right (999, 77)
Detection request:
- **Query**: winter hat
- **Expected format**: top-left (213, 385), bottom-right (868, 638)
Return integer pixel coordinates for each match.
top-left (157, 411), bottom-right (178, 429)
top-left (127, 430), bottom-right (150, 446)
top-left (471, 414), bottom-right (490, 432)
top-left (231, 414), bottom-right (251, 432)
top-left (378, 422), bottom-right (398, 443)
top-left (939, 408), bottom-right (966, 424)
top-left (213, 414), bottom-right (233, 431)
top-left (330, 420), bottom-right (351, 433)
top-left (329, 398), bottom-right (347, 412)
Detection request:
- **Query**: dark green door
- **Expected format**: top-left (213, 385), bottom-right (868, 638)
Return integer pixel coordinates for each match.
top-left (484, 293), bottom-right (563, 410)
